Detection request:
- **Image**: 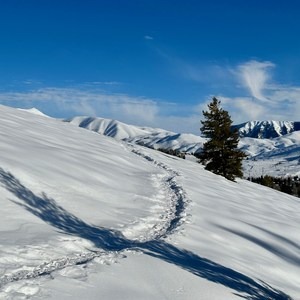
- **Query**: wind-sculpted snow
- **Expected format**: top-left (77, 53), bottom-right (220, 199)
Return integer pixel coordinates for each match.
top-left (0, 106), bottom-right (299, 299)
top-left (0, 166), bottom-right (293, 300)
top-left (0, 144), bottom-right (189, 285)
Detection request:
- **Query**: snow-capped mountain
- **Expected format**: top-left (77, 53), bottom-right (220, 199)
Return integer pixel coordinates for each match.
top-left (64, 116), bottom-right (161, 140)
top-left (232, 120), bottom-right (300, 139)
top-left (65, 116), bottom-right (206, 154)
top-left (0, 105), bottom-right (299, 299)
top-left (66, 116), bottom-right (300, 178)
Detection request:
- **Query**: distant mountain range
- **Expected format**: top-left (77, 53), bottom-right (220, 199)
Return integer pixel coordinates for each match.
top-left (66, 116), bottom-right (300, 141)
top-left (65, 116), bottom-right (300, 178)
top-left (232, 120), bottom-right (300, 139)
top-left (65, 116), bottom-right (206, 154)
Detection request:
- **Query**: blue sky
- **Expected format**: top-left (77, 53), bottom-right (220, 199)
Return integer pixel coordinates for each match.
top-left (1, 0), bottom-right (300, 134)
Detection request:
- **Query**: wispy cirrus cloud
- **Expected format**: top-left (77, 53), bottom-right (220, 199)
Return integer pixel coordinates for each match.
top-left (0, 87), bottom-right (208, 134)
top-left (152, 46), bottom-right (300, 122)
top-left (236, 60), bottom-right (275, 102)
top-left (219, 60), bottom-right (300, 122)
top-left (193, 60), bottom-right (300, 123)
top-left (155, 48), bottom-right (232, 88)
top-left (84, 81), bottom-right (121, 86)
top-left (144, 35), bottom-right (154, 40)
top-left (0, 87), bottom-right (188, 130)
top-left (3, 59), bottom-right (300, 135)
top-left (0, 87), bottom-right (162, 122)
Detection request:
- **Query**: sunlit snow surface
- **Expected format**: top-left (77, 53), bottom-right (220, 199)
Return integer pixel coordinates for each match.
top-left (233, 120), bottom-right (296, 139)
top-left (67, 116), bottom-right (300, 178)
top-left (0, 105), bottom-right (299, 299)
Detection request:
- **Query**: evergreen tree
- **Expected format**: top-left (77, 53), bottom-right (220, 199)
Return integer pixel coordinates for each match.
top-left (199, 97), bottom-right (246, 181)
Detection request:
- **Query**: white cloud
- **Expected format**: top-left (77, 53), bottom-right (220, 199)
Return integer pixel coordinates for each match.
top-left (3, 58), bottom-right (300, 134)
top-left (237, 60), bottom-right (275, 102)
top-left (218, 96), bottom-right (266, 122)
top-left (144, 35), bottom-right (153, 40)
top-left (0, 87), bottom-right (194, 131)
top-left (83, 81), bottom-right (121, 86)
top-left (22, 79), bottom-right (43, 85)
top-left (209, 60), bottom-right (300, 123)
top-left (182, 63), bottom-right (230, 85)
top-left (154, 50), bottom-right (299, 121)
top-left (0, 87), bottom-right (157, 117)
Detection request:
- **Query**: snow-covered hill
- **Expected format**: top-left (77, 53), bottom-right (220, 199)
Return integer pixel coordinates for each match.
top-left (0, 105), bottom-right (299, 299)
top-left (66, 115), bottom-right (300, 178)
top-left (241, 131), bottom-right (300, 177)
top-left (65, 116), bottom-right (161, 140)
top-left (232, 120), bottom-right (300, 139)
top-left (65, 116), bottom-right (206, 154)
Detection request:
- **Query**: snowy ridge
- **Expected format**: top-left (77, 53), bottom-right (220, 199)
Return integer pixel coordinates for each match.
top-left (65, 116), bottom-right (163, 140)
top-left (18, 107), bottom-right (50, 118)
top-left (67, 115), bottom-right (300, 178)
top-left (0, 105), bottom-right (299, 299)
top-left (232, 120), bottom-right (300, 139)
top-left (65, 116), bottom-right (205, 153)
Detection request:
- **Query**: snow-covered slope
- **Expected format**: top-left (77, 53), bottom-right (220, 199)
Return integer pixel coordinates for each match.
top-left (0, 105), bottom-right (299, 299)
top-left (232, 120), bottom-right (300, 139)
top-left (18, 107), bottom-right (51, 118)
top-left (65, 116), bottom-right (206, 153)
top-left (241, 131), bottom-right (300, 177)
top-left (66, 116), bottom-right (300, 178)
top-left (65, 116), bottom-right (164, 140)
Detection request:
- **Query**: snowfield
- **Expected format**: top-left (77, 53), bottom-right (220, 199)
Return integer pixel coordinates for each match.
top-left (0, 105), bottom-right (299, 299)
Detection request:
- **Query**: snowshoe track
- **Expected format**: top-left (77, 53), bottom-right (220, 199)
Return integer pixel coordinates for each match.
top-left (0, 251), bottom-right (125, 286)
top-left (0, 143), bottom-right (189, 288)
top-left (130, 147), bottom-right (189, 239)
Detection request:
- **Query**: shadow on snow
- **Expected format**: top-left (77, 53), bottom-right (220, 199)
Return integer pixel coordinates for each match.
top-left (0, 168), bottom-right (292, 300)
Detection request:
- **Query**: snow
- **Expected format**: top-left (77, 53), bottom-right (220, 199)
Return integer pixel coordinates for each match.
top-left (18, 107), bottom-right (50, 118)
top-left (242, 132), bottom-right (300, 177)
top-left (67, 115), bottom-right (300, 177)
top-left (0, 105), bottom-right (299, 299)
top-left (66, 116), bottom-right (205, 153)
top-left (233, 120), bottom-right (296, 138)
top-left (65, 116), bottom-right (166, 140)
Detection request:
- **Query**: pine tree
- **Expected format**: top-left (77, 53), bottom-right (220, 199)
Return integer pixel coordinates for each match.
top-left (199, 97), bottom-right (246, 181)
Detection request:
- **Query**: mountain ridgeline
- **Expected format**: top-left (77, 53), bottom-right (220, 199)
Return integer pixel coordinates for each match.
top-left (65, 116), bottom-right (205, 154)
top-left (66, 117), bottom-right (300, 142)
top-left (231, 120), bottom-right (300, 139)
top-left (64, 115), bottom-right (300, 179)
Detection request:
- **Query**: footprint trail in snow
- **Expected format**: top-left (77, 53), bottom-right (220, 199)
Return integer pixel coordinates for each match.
top-left (0, 144), bottom-right (189, 288)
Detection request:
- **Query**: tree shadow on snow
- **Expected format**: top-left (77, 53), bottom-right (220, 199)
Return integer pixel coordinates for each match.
top-left (0, 168), bottom-right (292, 300)
top-left (141, 240), bottom-right (292, 300)
top-left (0, 168), bottom-right (129, 251)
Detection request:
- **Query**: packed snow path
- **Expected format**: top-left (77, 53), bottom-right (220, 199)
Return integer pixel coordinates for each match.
top-left (0, 145), bottom-right (293, 300)
top-left (0, 145), bottom-right (188, 286)
top-left (130, 146), bottom-right (188, 239)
